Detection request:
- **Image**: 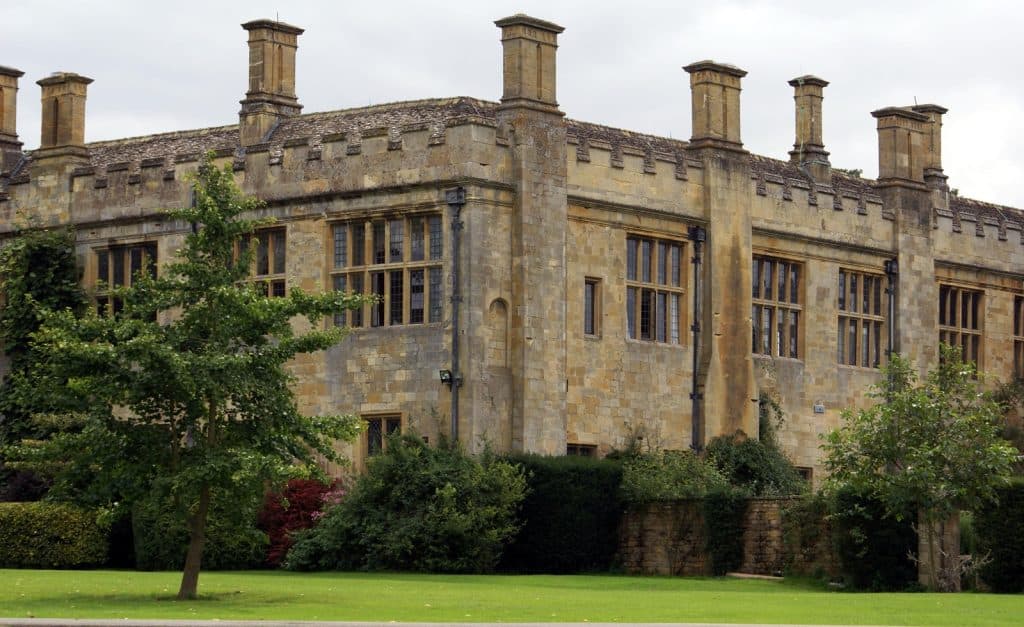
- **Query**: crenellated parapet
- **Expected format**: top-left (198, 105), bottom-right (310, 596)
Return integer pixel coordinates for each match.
top-left (751, 156), bottom-right (883, 214)
top-left (0, 97), bottom-right (516, 232)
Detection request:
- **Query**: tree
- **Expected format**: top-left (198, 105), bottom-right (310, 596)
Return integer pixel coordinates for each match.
top-left (0, 228), bottom-right (86, 501)
top-left (0, 227), bottom-right (86, 446)
top-left (823, 346), bottom-right (1017, 590)
top-left (7, 154), bottom-right (368, 598)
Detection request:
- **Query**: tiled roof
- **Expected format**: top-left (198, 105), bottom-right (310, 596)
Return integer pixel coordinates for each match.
top-left (566, 118), bottom-right (688, 156)
top-left (749, 154), bottom-right (878, 200)
top-left (950, 195), bottom-right (1024, 231)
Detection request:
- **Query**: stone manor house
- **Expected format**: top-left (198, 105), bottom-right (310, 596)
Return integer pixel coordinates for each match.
top-left (2, 15), bottom-right (1022, 478)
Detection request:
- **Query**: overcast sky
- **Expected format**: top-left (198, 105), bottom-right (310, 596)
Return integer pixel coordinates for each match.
top-left (6, 1), bottom-right (1023, 207)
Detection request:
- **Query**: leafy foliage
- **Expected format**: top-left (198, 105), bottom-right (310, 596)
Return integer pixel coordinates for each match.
top-left (4, 154), bottom-right (368, 597)
top-left (257, 478), bottom-right (346, 567)
top-left (706, 432), bottom-right (804, 497)
top-left (975, 479), bottom-right (1024, 592)
top-left (286, 434), bottom-right (527, 573)
top-left (830, 485), bottom-right (917, 590)
top-left (702, 488), bottom-right (748, 576)
top-left (499, 454), bottom-right (623, 573)
top-left (0, 227), bottom-right (86, 367)
top-left (0, 502), bottom-right (109, 568)
top-left (780, 493), bottom-right (834, 579)
top-left (0, 228), bottom-right (86, 496)
top-left (824, 348), bottom-right (1015, 520)
top-left (0, 469), bottom-right (50, 502)
top-left (989, 380), bottom-right (1024, 475)
top-left (620, 450), bottom-right (728, 503)
top-left (823, 347), bottom-right (1017, 589)
top-left (133, 490), bottom-right (267, 571)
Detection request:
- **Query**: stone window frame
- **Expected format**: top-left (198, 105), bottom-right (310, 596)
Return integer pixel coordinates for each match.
top-left (584, 276), bottom-right (602, 337)
top-left (566, 443), bottom-right (597, 457)
top-left (837, 268), bottom-right (886, 368)
top-left (93, 241), bottom-right (158, 316)
top-left (938, 283), bottom-right (983, 367)
top-left (330, 214), bottom-right (443, 329)
top-left (236, 227), bottom-right (287, 298)
top-left (363, 413), bottom-right (403, 459)
top-left (625, 235), bottom-right (685, 345)
top-left (751, 254), bottom-right (802, 359)
top-left (1014, 296), bottom-right (1024, 380)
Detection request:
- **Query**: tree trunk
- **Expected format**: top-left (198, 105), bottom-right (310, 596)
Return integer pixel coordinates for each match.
top-left (177, 484), bottom-right (211, 600)
top-left (917, 510), bottom-right (961, 591)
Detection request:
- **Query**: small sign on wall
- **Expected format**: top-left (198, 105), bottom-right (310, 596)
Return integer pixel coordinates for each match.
top-left (813, 401), bottom-right (825, 414)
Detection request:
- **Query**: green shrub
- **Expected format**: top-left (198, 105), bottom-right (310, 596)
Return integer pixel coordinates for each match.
top-left (706, 432), bottom-right (804, 496)
top-left (132, 491), bottom-right (267, 571)
top-left (959, 509), bottom-right (977, 556)
top-left (286, 435), bottom-right (527, 573)
top-left (499, 454), bottom-right (623, 573)
top-left (975, 479), bottom-right (1024, 592)
top-left (831, 485), bottom-right (916, 590)
top-left (781, 494), bottom-right (833, 579)
top-left (0, 502), bottom-right (109, 568)
top-left (621, 450), bottom-right (728, 503)
top-left (703, 488), bottom-right (748, 576)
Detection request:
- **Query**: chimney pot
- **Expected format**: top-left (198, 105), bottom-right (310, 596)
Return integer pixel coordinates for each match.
top-left (684, 60), bottom-right (746, 150)
top-left (912, 104), bottom-right (947, 173)
top-left (788, 74), bottom-right (830, 182)
top-left (239, 19), bottom-right (304, 146)
top-left (34, 71), bottom-right (92, 166)
top-left (872, 106), bottom-right (929, 185)
top-left (0, 65), bottom-right (25, 171)
top-left (495, 14), bottom-right (564, 113)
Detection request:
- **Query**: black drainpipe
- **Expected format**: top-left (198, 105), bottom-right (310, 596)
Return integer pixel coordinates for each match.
top-left (884, 258), bottom-right (899, 359)
top-left (688, 225), bottom-right (706, 452)
top-left (445, 186), bottom-right (466, 442)
top-left (884, 258), bottom-right (899, 407)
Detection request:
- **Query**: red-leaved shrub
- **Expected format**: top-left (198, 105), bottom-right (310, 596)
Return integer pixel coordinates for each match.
top-left (258, 478), bottom-right (348, 567)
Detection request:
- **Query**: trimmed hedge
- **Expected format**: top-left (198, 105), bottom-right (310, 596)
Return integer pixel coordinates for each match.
top-left (704, 489), bottom-right (748, 576)
top-left (133, 493), bottom-right (267, 571)
top-left (831, 486), bottom-right (917, 590)
top-left (976, 479), bottom-right (1024, 592)
top-left (499, 454), bottom-right (623, 573)
top-left (0, 502), bottom-right (109, 568)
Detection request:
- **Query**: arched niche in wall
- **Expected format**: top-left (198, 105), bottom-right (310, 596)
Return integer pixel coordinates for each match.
top-left (487, 298), bottom-right (509, 368)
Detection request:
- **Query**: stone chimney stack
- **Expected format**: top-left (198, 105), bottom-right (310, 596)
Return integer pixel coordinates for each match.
top-left (493, 14), bottom-right (568, 455)
top-left (35, 72), bottom-right (93, 166)
top-left (872, 106), bottom-right (929, 186)
top-left (0, 65), bottom-right (24, 172)
top-left (788, 75), bottom-right (831, 182)
top-left (239, 19), bottom-right (304, 146)
top-left (912, 103), bottom-right (948, 191)
top-left (684, 60), bottom-right (747, 151)
top-left (494, 14), bottom-right (564, 114)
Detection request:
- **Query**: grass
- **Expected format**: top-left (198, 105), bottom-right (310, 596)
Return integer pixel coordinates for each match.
top-left (1, 570), bottom-right (1022, 625)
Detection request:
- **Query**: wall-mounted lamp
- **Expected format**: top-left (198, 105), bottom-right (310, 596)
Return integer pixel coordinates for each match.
top-left (687, 225), bottom-right (706, 242)
top-left (445, 187), bottom-right (466, 206)
top-left (439, 369), bottom-right (462, 387)
top-left (884, 258), bottom-right (899, 276)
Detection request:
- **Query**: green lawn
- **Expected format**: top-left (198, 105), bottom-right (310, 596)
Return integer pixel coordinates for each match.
top-left (0, 570), bottom-right (1021, 625)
